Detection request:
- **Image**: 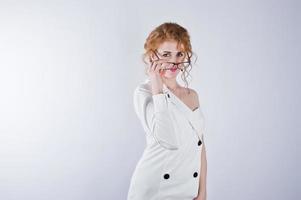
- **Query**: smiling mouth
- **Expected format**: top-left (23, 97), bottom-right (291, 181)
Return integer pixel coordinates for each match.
top-left (169, 66), bottom-right (178, 72)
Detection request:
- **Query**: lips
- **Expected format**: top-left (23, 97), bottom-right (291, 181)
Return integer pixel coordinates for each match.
top-left (170, 66), bottom-right (177, 72)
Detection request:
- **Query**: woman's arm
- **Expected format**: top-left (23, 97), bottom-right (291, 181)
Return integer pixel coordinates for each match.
top-left (133, 85), bottom-right (179, 150)
top-left (196, 141), bottom-right (207, 200)
top-left (193, 90), bottom-right (207, 200)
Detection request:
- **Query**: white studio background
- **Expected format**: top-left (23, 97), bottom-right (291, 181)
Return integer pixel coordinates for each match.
top-left (0, 0), bottom-right (299, 200)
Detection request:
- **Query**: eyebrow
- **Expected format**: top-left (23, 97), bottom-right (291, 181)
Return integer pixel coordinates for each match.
top-left (159, 51), bottom-right (183, 53)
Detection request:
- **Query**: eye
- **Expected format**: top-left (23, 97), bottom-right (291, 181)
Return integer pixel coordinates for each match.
top-left (177, 52), bottom-right (184, 57)
top-left (162, 53), bottom-right (170, 57)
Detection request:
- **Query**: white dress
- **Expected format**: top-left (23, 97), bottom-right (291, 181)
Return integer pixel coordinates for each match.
top-left (127, 78), bottom-right (206, 200)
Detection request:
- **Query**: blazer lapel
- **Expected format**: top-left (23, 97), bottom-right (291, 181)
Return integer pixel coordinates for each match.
top-left (162, 84), bottom-right (204, 139)
top-left (162, 84), bottom-right (191, 118)
top-left (143, 79), bottom-right (205, 140)
top-left (188, 108), bottom-right (206, 139)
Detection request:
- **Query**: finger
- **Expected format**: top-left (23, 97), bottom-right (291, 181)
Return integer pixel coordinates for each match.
top-left (150, 53), bottom-right (158, 63)
top-left (150, 59), bottom-right (157, 70)
top-left (153, 61), bottom-right (161, 71)
top-left (156, 59), bottom-right (166, 64)
top-left (148, 61), bottom-right (155, 73)
top-left (151, 60), bottom-right (166, 73)
top-left (150, 61), bottom-right (157, 73)
top-left (148, 54), bottom-right (153, 63)
top-left (155, 62), bottom-right (163, 73)
top-left (152, 57), bottom-right (165, 64)
top-left (161, 62), bottom-right (170, 69)
top-left (149, 60), bottom-right (154, 69)
top-left (152, 63), bottom-right (159, 73)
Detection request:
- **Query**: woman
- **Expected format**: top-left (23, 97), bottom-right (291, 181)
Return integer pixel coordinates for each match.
top-left (127, 22), bottom-right (207, 200)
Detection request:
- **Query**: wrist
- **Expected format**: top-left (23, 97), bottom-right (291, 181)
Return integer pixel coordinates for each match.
top-left (151, 88), bottom-right (163, 95)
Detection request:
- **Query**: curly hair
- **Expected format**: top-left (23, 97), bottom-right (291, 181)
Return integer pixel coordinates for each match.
top-left (142, 22), bottom-right (197, 93)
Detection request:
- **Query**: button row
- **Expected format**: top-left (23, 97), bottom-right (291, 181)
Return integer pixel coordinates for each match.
top-left (163, 91), bottom-right (200, 180)
top-left (163, 172), bottom-right (198, 179)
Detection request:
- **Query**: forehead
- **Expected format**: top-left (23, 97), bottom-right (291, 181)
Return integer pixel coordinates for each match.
top-left (157, 40), bottom-right (185, 52)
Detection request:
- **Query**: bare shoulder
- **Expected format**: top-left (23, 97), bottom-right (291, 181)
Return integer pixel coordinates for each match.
top-left (181, 87), bottom-right (200, 108)
top-left (187, 88), bottom-right (198, 96)
top-left (189, 88), bottom-right (200, 105)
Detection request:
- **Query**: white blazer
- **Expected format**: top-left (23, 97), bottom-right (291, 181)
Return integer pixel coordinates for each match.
top-left (127, 78), bottom-right (206, 200)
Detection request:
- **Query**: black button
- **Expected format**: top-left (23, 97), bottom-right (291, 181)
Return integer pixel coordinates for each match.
top-left (167, 93), bottom-right (170, 98)
top-left (193, 172), bottom-right (198, 178)
top-left (198, 140), bottom-right (202, 146)
top-left (163, 173), bottom-right (170, 179)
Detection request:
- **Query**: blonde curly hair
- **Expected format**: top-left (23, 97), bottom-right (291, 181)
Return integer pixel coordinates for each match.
top-left (142, 22), bottom-right (197, 93)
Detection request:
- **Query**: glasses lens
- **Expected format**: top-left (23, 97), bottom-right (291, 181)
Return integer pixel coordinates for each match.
top-left (183, 62), bottom-right (190, 67)
top-left (161, 62), bottom-right (173, 69)
top-left (177, 62), bottom-right (190, 69)
top-left (154, 51), bottom-right (169, 61)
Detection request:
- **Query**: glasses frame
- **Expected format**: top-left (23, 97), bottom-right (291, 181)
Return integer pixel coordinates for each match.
top-left (151, 50), bottom-right (191, 71)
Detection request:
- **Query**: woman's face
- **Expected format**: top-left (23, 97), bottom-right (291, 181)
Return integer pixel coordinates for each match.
top-left (152, 40), bottom-right (186, 79)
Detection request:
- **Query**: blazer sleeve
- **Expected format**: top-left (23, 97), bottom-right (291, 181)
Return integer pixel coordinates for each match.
top-left (133, 86), bottom-right (179, 150)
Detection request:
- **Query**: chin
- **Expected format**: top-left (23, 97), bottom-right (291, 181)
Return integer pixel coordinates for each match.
top-left (163, 72), bottom-right (179, 79)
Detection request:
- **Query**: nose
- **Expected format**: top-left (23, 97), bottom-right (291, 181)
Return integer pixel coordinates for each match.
top-left (170, 56), bottom-right (178, 63)
top-left (167, 59), bottom-right (178, 68)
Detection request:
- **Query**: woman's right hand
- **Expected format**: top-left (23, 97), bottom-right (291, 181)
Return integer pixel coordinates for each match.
top-left (147, 54), bottom-right (166, 95)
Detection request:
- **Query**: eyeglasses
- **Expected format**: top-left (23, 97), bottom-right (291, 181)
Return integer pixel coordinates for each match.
top-left (151, 50), bottom-right (191, 70)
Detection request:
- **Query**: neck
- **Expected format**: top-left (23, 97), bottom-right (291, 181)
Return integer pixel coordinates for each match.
top-left (163, 77), bottom-right (180, 91)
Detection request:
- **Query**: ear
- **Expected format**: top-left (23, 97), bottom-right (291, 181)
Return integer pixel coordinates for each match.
top-left (149, 55), bottom-right (153, 63)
